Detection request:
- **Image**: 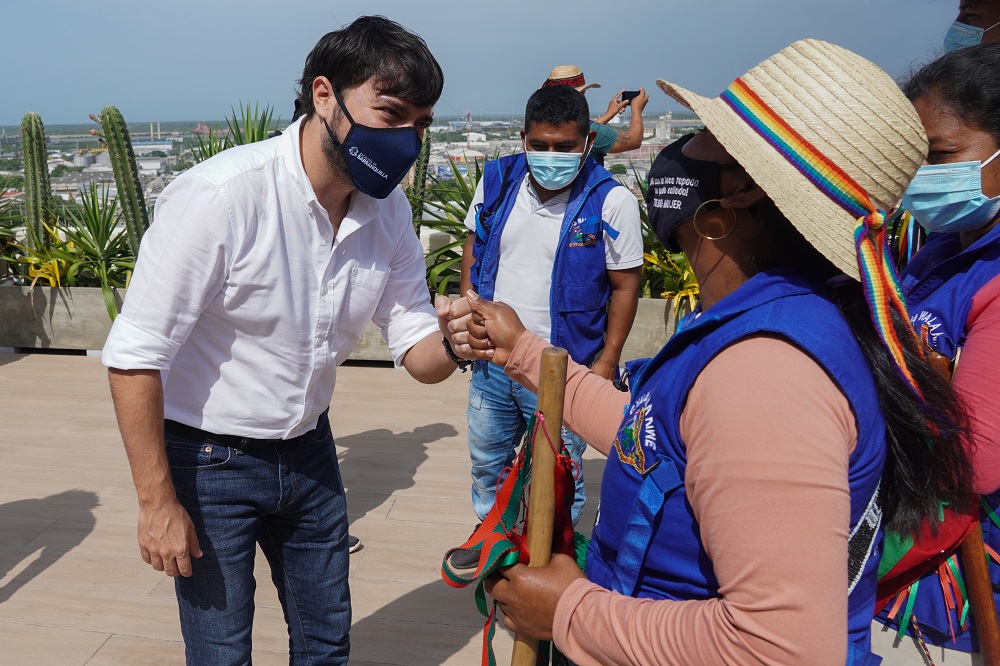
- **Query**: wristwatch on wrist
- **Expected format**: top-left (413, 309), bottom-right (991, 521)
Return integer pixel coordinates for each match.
top-left (442, 336), bottom-right (473, 372)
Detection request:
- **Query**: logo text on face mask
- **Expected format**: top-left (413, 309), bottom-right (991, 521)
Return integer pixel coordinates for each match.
top-left (348, 145), bottom-right (388, 180)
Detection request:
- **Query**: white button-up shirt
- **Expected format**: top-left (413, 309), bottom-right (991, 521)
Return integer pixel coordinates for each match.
top-left (102, 118), bottom-right (438, 438)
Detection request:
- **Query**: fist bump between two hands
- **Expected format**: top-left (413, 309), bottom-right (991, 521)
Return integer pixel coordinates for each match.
top-left (434, 290), bottom-right (526, 367)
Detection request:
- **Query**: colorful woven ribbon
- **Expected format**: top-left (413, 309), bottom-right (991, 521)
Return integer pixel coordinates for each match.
top-left (720, 77), bottom-right (922, 394)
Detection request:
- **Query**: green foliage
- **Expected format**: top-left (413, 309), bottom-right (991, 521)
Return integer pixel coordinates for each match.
top-left (0, 158), bottom-right (22, 171)
top-left (192, 126), bottom-right (229, 164)
top-left (95, 106), bottom-right (149, 256)
top-left (226, 102), bottom-right (278, 145)
top-left (192, 102), bottom-right (278, 164)
top-left (0, 173), bottom-right (23, 269)
top-left (20, 112), bottom-right (52, 250)
top-left (2, 183), bottom-right (133, 319)
top-left (409, 132), bottom-right (431, 224)
top-left (407, 158), bottom-right (484, 296)
top-left (58, 183), bottom-right (134, 319)
top-left (609, 163), bottom-right (627, 175)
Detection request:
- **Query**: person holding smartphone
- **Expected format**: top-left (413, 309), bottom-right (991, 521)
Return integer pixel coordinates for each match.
top-left (542, 65), bottom-right (649, 165)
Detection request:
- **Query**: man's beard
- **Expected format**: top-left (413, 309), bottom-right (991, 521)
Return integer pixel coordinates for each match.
top-left (321, 113), bottom-right (352, 185)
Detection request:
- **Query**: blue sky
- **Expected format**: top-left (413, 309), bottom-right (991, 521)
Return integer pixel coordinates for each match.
top-left (3, 0), bottom-right (957, 126)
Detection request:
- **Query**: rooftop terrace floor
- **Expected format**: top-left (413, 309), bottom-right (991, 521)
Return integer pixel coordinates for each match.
top-left (0, 352), bottom-right (603, 665)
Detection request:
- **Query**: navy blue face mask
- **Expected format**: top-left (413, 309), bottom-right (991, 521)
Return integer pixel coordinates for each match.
top-left (322, 89), bottom-right (423, 199)
top-left (646, 133), bottom-right (722, 251)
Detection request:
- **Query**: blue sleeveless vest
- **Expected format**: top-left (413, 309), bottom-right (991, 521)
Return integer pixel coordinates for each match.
top-left (586, 268), bottom-right (887, 665)
top-left (879, 224), bottom-right (1000, 651)
top-left (470, 153), bottom-right (621, 365)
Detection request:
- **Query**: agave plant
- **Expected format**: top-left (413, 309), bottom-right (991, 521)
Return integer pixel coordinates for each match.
top-left (2, 183), bottom-right (133, 319)
top-left (0, 173), bottom-right (23, 272)
top-left (407, 157), bottom-right (485, 296)
top-left (192, 102), bottom-right (278, 163)
top-left (58, 182), bottom-right (134, 319)
top-left (226, 102), bottom-right (278, 146)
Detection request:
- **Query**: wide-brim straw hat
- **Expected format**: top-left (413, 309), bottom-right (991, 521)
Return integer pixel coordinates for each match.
top-left (544, 64), bottom-right (601, 93)
top-left (656, 39), bottom-right (928, 281)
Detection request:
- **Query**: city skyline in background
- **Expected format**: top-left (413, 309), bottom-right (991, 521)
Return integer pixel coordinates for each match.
top-left (4, 0), bottom-right (958, 127)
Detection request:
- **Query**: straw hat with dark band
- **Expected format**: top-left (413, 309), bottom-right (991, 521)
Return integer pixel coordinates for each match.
top-left (543, 64), bottom-right (601, 93)
top-left (656, 39), bottom-right (928, 281)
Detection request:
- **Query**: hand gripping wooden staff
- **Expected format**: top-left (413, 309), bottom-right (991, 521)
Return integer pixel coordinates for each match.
top-left (927, 349), bottom-right (1000, 665)
top-left (510, 347), bottom-right (568, 666)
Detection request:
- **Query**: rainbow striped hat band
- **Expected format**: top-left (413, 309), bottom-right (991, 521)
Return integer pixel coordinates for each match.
top-left (655, 39), bottom-right (928, 393)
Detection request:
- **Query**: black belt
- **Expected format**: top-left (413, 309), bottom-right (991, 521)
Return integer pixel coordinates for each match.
top-left (164, 419), bottom-right (287, 448)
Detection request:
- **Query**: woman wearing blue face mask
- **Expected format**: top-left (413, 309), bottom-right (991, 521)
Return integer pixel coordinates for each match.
top-left (873, 43), bottom-right (1000, 663)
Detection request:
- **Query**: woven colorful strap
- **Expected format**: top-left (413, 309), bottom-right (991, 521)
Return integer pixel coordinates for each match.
top-left (721, 77), bottom-right (922, 394)
top-left (441, 413), bottom-right (579, 666)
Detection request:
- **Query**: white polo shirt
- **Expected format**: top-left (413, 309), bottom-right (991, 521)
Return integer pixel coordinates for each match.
top-left (102, 117), bottom-right (439, 439)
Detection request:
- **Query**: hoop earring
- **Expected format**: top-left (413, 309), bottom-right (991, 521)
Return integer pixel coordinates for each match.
top-left (692, 199), bottom-right (738, 241)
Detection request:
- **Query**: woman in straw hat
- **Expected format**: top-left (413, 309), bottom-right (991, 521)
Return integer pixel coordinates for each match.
top-left (455, 39), bottom-right (973, 665)
top-left (872, 43), bottom-right (1000, 662)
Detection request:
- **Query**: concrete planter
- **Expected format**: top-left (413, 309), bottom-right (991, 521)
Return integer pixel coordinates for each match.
top-left (0, 285), bottom-right (120, 350)
top-left (348, 297), bottom-right (685, 363)
top-left (0, 286), bottom-right (684, 362)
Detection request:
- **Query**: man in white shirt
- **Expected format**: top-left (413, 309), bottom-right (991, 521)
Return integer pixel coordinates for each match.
top-left (102, 17), bottom-right (470, 665)
top-left (449, 85), bottom-right (642, 568)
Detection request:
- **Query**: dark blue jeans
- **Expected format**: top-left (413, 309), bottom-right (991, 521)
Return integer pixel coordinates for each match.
top-left (165, 412), bottom-right (350, 665)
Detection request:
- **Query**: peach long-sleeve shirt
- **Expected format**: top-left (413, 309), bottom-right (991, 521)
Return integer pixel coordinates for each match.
top-left (505, 331), bottom-right (859, 665)
top-left (953, 274), bottom-right (1000, 494)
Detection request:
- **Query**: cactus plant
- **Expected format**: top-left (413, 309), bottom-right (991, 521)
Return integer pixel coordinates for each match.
top-left (20, 112), bottom-right (52, 249)
top-left (95, 106), bottom-right (149, 255)
top-left (408, 131), bottom-right (431, 225)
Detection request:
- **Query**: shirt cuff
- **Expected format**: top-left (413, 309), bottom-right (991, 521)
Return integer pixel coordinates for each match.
top-left (383, 306), bottom-right (440, 367)
top-left (101, 316), bottom-right (182, 371)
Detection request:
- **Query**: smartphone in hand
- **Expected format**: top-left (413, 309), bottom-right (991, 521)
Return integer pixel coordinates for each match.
top-left (619, 90), bottom-right (641, 105)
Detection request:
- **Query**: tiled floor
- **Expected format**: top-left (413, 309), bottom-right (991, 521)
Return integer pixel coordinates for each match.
top-left (0, 353), bottom-right (603, 665)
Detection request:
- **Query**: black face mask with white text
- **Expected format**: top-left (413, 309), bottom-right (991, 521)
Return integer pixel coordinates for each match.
top-left (646, 133), bottom-right (722, 251)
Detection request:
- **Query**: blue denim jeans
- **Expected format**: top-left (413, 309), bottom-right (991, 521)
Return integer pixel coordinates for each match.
top-left (165, 412), bottom-right (350, 665)
top-left (467, 362), bottom-right (586, 526)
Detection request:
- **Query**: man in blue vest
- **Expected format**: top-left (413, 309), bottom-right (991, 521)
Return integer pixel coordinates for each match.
top-left (449, 85), bottom-right (642, 567)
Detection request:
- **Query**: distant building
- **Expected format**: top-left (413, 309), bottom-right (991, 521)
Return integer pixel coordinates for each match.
top-left (131, 141), bottom-right (174, 156)
top-left (446, 148), bottom-right (486, 163)
top-left (655, 113), bottom-right (673, 141)
top-left (192, 122), bottom-right (231, 137)
top-left (136, 157), bottom-right (168, 176)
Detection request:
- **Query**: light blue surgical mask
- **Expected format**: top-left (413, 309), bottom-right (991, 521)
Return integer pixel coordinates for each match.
top-left (944, 19), bottom-right (1000, 53)
top-left (902, 147), bottom-right (1000, 234)
top-left (523, 139), bottom-right (589, 191)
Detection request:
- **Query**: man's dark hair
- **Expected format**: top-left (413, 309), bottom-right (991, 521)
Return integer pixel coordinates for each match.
top-left (524, 86), bottom-right (590, 136)
top-left (296, 16), bottom-right (444, 117)
top-left (903, 42), bottom-right (1000, 146)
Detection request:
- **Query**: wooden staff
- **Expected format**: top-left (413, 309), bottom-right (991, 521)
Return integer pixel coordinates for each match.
top-left (510, 347), bottom-right (568, 666)
top-left (927, 349), bottom-right (1000, 664)
top-left (959, 524), bottom-right (1000, 665)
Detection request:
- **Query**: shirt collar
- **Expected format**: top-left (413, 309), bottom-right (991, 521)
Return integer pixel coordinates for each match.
top-left (280, 115), bottom-right (379, 227)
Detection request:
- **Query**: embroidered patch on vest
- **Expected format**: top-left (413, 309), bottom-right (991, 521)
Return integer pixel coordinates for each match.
top-left (568, 217), bottom-right (598, 248)
top-left (614, 392), bottom-right (655, 474)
